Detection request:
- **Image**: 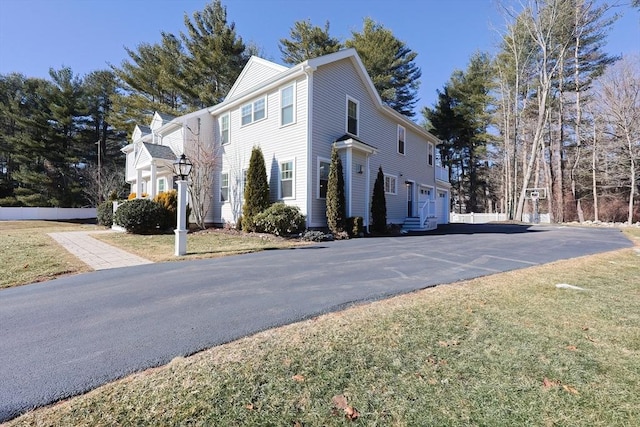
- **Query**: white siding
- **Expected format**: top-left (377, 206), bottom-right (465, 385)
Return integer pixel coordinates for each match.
top-left (310, 58), bottom-right (436, 227)
top-left (227, 58), bottom-right (288, 99)
top-left (211, 75), bottom-right (309, 226)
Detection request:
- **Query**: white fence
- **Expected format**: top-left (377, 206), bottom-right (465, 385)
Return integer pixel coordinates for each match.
top-left (449, 212), bottom-right (550, 224)
top-left (0, 207), bottom-right (97, 221)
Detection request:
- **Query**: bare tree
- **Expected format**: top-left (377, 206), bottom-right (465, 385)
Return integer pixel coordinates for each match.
top-left (595, 55), bottom-right (640, 224)
top-left (184, 118), bottom-right (220, 229)
top-left (81, 163), bottom-right (126, 206)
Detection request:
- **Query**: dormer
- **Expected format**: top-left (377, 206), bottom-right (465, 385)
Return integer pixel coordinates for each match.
top-left (150, 111), bottom-right (176, 132)
top-left (226, 56), bottom-right (288, 99)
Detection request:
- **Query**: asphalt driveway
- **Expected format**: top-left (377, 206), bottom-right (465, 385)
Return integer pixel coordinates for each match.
top-left (0, 223), bottom-right (633, 421)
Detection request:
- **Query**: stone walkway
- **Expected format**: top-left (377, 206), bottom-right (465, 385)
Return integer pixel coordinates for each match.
top-left (48, 230), bottom-right (153, 270)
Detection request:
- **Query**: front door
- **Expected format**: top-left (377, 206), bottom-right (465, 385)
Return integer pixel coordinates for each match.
top-left (407, 182), bottom-right (414, 217)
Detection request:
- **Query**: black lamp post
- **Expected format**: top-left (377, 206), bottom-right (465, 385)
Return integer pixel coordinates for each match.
top-left (173, 154), bottom-right (192, 256)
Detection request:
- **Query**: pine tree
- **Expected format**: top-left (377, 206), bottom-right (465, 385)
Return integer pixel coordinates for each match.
top-left (242, 146), bottom-right (270, 231)
top-left (326, 146), bottom-right (346, 234)
top-left (279, 20), bottom-right (342, 65)
top-left (371, 166), bottom-right (387, 233)
top-left (181, 0), bottom-right (248, 108)
top-left (345, 18), bottom-right (421, 117)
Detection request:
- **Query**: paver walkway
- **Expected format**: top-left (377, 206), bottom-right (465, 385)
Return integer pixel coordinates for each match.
top-left (48, 230), bottom-right (153, 270)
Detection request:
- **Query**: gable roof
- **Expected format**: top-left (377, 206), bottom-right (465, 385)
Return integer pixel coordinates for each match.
top-left (209, 48), bottom-right (440, 145)
top-left (226, 56), bottom-right (289, 99)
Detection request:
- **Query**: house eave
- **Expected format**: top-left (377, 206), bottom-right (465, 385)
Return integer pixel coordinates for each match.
top-left (333, 138), bottom-right (378, 155)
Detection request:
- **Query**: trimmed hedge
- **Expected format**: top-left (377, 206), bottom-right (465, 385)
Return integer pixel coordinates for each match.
top-left (97, 200), bottom-right (114, 227)
top-left (254, 203), bottom-right (306, 236)
top-left (113, 198), bottom-right (164, 234)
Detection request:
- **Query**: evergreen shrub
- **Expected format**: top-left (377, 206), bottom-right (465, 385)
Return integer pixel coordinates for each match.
top-left (254, 203), bottom-right (306, 236)
top-left (97, 200), bottom-right (114, 227)
top-left (347, 216), bottom-right (364, 237)
top-left (113, 198), bottom-right (164, 234)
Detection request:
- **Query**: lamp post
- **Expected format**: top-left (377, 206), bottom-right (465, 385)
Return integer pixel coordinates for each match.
top-left (173, 154), bottom-right (192, 256)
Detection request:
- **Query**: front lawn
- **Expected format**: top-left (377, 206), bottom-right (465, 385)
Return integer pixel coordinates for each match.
top-left (0, 221), bottom-right (91, 289)
top-left (9, 237), bottom-right (639, 425)
top-left (93, 228), bottom-right (306, 262)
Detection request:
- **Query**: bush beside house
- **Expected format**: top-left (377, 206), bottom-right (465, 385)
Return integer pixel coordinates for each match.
top-left (254, 203), bottom-right (306, 236)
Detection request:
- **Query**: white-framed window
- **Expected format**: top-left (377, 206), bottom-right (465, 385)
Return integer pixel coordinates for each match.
top-left (157, 177), bottom-right (166, 193)
top-left (398, 125), bottom-right (406, 155)
top-left (318, 157), bottom-right (330, 199)
top-left (220, 172), bottom-right (229, 202)
top-left (280, 159), bottom-right (294, 199)
top-left (384, 174), bottom-right (397, 195)
top-left (220, 113), bottom-right (230, 145)
top-left (346, 96), bottom-right (359, 136)
top-left (280, 84), bottom-right (295, 126)
top-left (428, 142), bottom-right (434, 166)
top-left (240, 96), bottom-right (267, 126)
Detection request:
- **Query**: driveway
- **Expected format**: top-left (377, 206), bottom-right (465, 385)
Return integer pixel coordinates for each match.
top-left (0, 223), bottom-right (632, 421)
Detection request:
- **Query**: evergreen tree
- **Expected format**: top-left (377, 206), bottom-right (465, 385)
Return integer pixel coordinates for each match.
top-left (242, 146), bottom-right (270, 231)
top-left (181, 0), bottom-right (248, 108)
top-left (279, 19), bottom-right (342, 65)
top-left (326, 146), bottom-right (346, 234)
top-left (345, 18), bottom-right (421, 117)
top-left (371, 166), bottom-right (387, 233)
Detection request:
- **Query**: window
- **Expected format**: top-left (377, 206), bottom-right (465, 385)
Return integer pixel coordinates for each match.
top-left (318, 158), bottom-right (330, 198)
top-left (220, 172), bottom-right (229, 202)
top-left (346, 97), bottom-right (359, 135)
top-left (280, 160), bottom-right (294, 199)
top-left (280, 85), bottom-right (294, 126)
top-left (428, 143), bottom-right (434, 166)
top-left (220, 114), bottom-right (229, 145)
top-left (398, 125), bottom-right (406, 155)
top-left (157, 178), bottom-right (166, 193)
top-left (384, 174), bottom-right (397, 195)
top-left (240, 96), bottom-right (266, 126)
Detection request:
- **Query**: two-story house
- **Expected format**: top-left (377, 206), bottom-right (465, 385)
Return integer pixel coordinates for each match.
top-left (122, 48), bottom-right (450, 231)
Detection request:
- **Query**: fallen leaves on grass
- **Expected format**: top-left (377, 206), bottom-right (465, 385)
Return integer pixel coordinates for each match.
top-left (566, 345), bottom-right (578, 351)
top-left (292, 374), bottom-right (305, 382)
top-left (332, 394), bottom-right (360, 420)
top-left (543, 378), bottom-right (579, 395)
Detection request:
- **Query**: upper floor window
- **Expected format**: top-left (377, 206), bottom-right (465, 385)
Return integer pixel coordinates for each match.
top-left (398, 125), bottom-right (406, 155)
top-left (220, 172), bottom-right (229, 202)
top-left (384, 174), bottom-right (397, 195)
top-left (220, 114), bottom-right (229, 145)
top-left (346, 96), bottom-right (359, 136)
top-left (427, 142), bottom-right (434, 166)
top-left (280, 160), bottom-right (294, 199)
top-left (280, 84), bottom-right (295, 126)
top-left (241, 96), bottom-right (266, 126)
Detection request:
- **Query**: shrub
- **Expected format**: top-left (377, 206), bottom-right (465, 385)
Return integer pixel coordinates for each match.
top-left (128, 192), bottom-right (148, 200)
top-left (254, 203), bottom-right (306, 236)
top-left (154, 190), bottom-right (178, 230)
top-left (242, 146), bottom-right (271, 231)
top-left (326, 146), bottom-right (346, 234)
top-left (113, 198), bottom-right (165, 234)
top-left (300, 230), bottom-right (334, 242)
top-left (347, 216), bottom-right (364, 237)
top-left (97, 200), bottom-right (114, 227)
top-left (371, 166), bottom-right (387, 233)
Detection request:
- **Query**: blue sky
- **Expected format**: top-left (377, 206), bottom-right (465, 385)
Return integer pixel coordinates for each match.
top-left (0, 0), bottom-right (638, 113)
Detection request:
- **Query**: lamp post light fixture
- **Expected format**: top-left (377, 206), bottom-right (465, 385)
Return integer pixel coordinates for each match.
top-left (173, 154), bottom-right (193, 256)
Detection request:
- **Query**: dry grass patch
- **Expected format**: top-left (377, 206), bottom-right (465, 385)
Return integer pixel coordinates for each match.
top-left (9, 244), bottom-right (639, 426)
top-left (0, 221), bottom-right (91, 288)
top-left (93, 228), bottom-right (306, 262)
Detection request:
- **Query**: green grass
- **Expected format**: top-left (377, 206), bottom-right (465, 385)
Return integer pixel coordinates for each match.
top-left (0, 221), bottom-right (91, 288)
top-left (8, 240), bottom-right (639, 426)
top-left (93, 228), bottom-right (306, 262)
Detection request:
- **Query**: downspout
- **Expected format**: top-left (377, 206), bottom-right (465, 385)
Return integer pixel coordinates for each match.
top-left (365, 153), bottom-right (371, 232)
top-left (304, 65), bottom-right (315, 228)
top-left (346, 148), bottom-right (352, 217)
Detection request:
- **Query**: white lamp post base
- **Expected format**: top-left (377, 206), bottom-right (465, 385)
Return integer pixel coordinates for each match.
top-left (174, 179), bottom-right (188, 256)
